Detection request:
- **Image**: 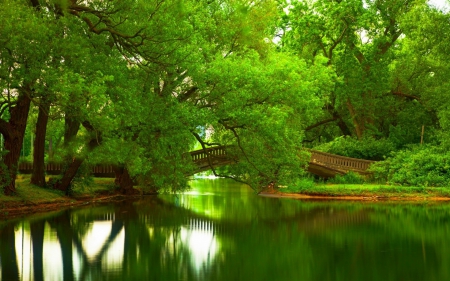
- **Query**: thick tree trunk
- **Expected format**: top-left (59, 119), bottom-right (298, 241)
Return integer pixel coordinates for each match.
top-left (53, 157), bottom-right (84, 194)
top-left (333, 112), bottom-right (352, 136)
top-left (53, 121), bottom-right (101, 194)
top-left (114, 165), bottom-right (138, 195)
top-left (51, 117), bottom-right (80, 194)
top-left (0, 92), bottom-right (32, 195)
top-left (48, 137), bottom-right (54, 160)
top-left (63, 116), bottom-right (81, 146)
top-left (31, 99), bottom-right (51, 187)
top-left (324, 102), bottom-right (352, 137)
top-left (337, 118), bottom-right (352, 136)
top-left (346, 98), bottom-right (364, 139)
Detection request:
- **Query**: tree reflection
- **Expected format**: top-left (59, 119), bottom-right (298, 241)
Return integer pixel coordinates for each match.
top-left (30, 220), bottom-right (45, 281)
top-left (3, 188), bottom-right (450, 281)
top-left (0, 222), bottom-right (20, 281)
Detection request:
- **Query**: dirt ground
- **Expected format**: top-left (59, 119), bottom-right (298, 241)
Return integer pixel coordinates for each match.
top-left (0, 194), bottom-right (135, 220)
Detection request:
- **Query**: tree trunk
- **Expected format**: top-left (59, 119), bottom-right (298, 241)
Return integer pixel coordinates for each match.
top-left (31, 99), bottom-right (51, 187)
top-left (55, 116), bottom-right (81, 193)
top-left (63, 116), bottom-right (80, 147)
top-left (53, 157), bottom-right (84, 194)
top-left (346, 98), bottom-right (364, 139)
top-left (322, 102), bottom-right (353, 137)
top-left (114, 165), bottom-right (138, 195)
top-left (53, 121), bottom-right (101, 194)
top-left (0, 92), bottom-right (32, 195)
top-left (48, 136), bottom-right (54, 160)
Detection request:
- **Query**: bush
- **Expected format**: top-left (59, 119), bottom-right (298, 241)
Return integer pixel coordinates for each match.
top-left (281, 177), bottom-right (315, 192)
top-left (369, 145), bottom-right (450, 187)
top-left (314, 136), bottom-right (395, 160)
top-left (328, 171), bottom-right (365, 184)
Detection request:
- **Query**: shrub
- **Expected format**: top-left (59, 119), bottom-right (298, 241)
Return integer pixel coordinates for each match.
top-left (314, 136), bottom-right (395, 160)
top-left (328, 171), bottom-right (365, 184)
top-left (281, 177), bottom-right (315, 192)
top-left (369, 145), bottom-right (450, 187)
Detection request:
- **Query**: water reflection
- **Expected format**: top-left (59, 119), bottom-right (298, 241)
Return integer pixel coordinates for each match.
top-left (1, 179), bottom-right (450, 281)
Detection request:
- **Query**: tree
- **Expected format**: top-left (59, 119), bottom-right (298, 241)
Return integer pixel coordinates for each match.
top-left (1, 0), bottom-right (333, 196)
top-left (0, 2), bottom-right (56, 194)
top-left (280, 0), bottom-right (430, 141)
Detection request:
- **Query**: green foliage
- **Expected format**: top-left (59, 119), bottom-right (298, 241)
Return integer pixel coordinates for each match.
top-left (48, 161), bottom-right (95, 195)
top-left (201, 48), bottom-right (332, 191)
top-left (314, 136), bottom-right (395, 161)
top-left (328, 171), bottom-right (365, 185)
top-left (370, 145), bottom-right (450, 187)
top-left (4, 0), bottom-right (450, 197)
top-left (281, 177), bottom-right (316, 193)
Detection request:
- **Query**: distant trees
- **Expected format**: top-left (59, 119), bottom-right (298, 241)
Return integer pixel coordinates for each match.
top-left (279, 0), bottom-right (448, 147)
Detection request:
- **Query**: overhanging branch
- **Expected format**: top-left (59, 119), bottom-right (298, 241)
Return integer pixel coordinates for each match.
top-left (305, 117), bottom-right (338, 131)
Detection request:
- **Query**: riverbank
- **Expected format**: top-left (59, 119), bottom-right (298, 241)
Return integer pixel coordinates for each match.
top-left (0, 176), bottom-right (136, 220)
top-left (3, 177), bottom-right (450, 220)
top-left (260, 183), bottom-right (450, 201)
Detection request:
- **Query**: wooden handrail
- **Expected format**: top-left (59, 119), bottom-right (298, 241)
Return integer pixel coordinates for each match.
top-left (308, 149), bottom-right (375, 172)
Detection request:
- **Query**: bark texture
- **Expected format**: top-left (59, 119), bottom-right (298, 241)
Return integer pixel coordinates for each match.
top-left (31, 99), bottom-right (51, 187)
top-left (0, 92), bottom-right (32, 195)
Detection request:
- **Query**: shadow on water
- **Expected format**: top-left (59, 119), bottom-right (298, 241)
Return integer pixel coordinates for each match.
top-left (1, 179), bottom-right (450, 281)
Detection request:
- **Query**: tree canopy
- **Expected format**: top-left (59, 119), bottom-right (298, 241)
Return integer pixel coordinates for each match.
top-left (1, 0), bottom-right (450, 195)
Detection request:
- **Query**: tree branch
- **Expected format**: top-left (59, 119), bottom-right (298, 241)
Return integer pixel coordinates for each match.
top-left (178, 86), bottom-right (198, 102)
top-left (390, 91), bottom-right (420, 101)
top-left (304, 117), bottom-right (338, 131)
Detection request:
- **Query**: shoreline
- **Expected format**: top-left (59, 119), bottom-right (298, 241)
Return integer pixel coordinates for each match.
top-left (259, 190), bottom-right (450, 202)
top-left (3, 181), bottom-right (450, 221)
top-left (0, 193), bottom-right (137, 221)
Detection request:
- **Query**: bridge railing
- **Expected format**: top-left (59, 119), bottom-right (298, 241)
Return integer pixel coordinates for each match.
top-left (309, 149), bottom-right (375, 173)
top-left (18, 162), bottom-right (116, 176)
top-left (190, 146), bottom-right (229, 162)
top-left (18, 162), bottom-right (65, 173)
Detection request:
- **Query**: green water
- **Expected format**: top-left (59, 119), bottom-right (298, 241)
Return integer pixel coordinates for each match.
top-left (1, 179), bottom-right (450, 281)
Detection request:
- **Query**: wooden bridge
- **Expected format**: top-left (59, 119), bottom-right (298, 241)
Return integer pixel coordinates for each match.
top-left (17, 146), bottom-right (375, 178)
top-left (307, 150), bottom-right (375, 178)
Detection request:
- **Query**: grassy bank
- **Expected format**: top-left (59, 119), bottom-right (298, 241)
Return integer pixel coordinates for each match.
top-left (3, 175), bottom-right (450, 220)
top-left (0, 176), bottom-right (121, 219)
top-left (278, 183), bottom-right (450, 200)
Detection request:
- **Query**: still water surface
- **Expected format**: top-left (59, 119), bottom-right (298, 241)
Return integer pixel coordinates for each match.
top-left (1, 179), bottom-right (450, 281)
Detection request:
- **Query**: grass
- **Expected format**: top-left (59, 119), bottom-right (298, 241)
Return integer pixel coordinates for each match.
top-left (0, 175), bottom-right (119, 218)
top-left (0, 175), bottom-right (65, 205)
top-left (0, 174), bottom-right (165, 220)
top-left (279, 181), bottom-right (450, 199)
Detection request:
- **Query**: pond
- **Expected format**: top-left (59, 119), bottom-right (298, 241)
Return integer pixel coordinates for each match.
top-left (1, 178), bottom-right (450, 281)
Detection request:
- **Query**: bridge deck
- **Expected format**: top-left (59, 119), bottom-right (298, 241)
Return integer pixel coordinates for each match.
top-left (307, 150), bottom-right (375, 178)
